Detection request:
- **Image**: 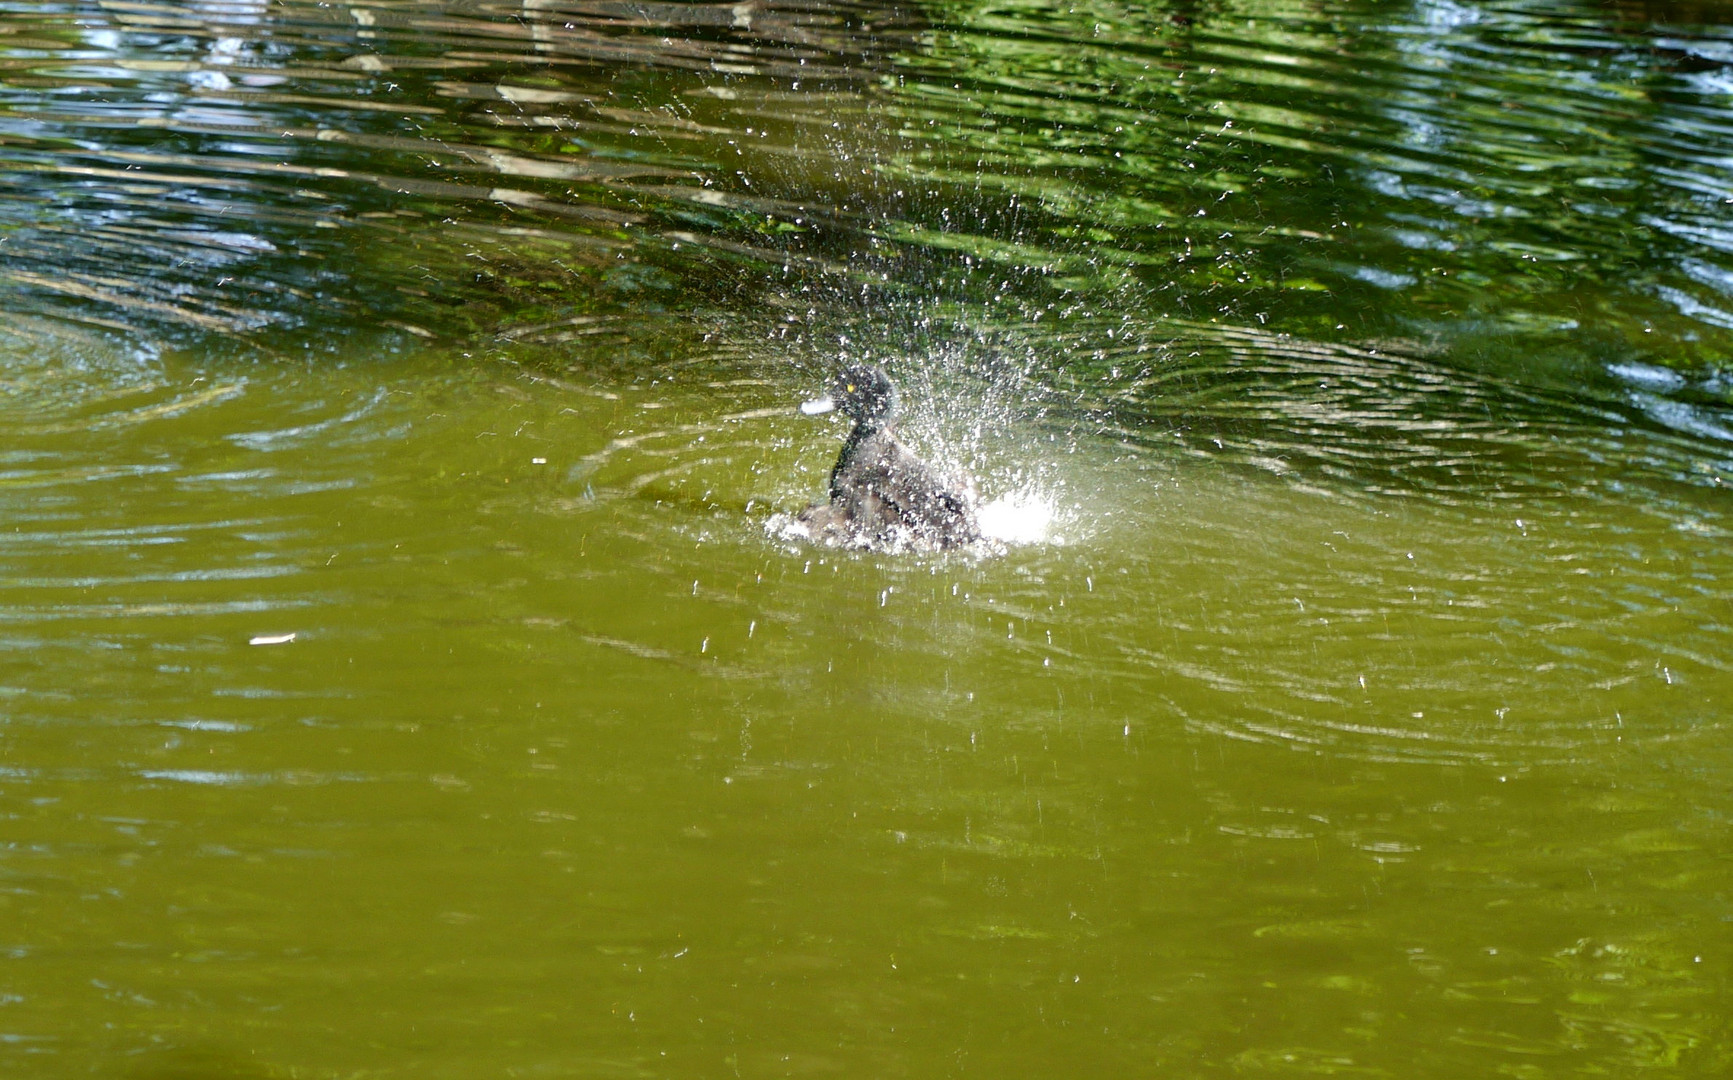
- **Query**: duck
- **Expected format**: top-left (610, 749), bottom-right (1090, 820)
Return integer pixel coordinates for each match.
top-left (796, 364), bottom-right (982, 550)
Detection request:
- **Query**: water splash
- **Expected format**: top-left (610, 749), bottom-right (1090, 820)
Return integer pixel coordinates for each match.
top-left (769, 323), bottom-right (1075, 554)
top-left (764, 484), bottom-right (1063, 553)
top-left (976, 488), bottom-right (1059, 546)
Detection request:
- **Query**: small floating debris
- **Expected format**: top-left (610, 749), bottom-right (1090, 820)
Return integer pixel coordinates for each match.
top-left (248, 632), bottom-right (296, 646)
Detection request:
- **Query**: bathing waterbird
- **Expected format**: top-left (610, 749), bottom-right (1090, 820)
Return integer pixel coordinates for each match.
top-left (796, 364), bottom-right (981, 550)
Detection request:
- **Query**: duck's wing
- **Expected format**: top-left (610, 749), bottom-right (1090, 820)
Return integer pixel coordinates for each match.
top-left (866, 439), bottom-right (981, 542)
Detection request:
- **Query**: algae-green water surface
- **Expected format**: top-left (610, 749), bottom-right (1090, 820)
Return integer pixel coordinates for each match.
top-left (2, 0), bottom-right (1731, 1076)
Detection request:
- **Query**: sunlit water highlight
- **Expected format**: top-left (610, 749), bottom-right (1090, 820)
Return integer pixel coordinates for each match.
top-left (974, 488), bottom-right (1060, 547)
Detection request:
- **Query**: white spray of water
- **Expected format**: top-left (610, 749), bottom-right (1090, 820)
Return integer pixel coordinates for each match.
top-left (765, 487), bottom-right (1062, 552)
top-left (977, 488), bottom-right (1059, 546)
top-left (773, 321), bottom-right (1083, 554)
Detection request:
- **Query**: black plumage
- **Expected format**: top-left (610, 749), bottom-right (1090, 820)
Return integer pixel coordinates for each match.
top-left (796, 365), bottom-right (981, 550)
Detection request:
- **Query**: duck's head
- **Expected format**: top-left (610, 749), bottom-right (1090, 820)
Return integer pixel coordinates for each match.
top-left (800, 364), bottom-right (898, 426)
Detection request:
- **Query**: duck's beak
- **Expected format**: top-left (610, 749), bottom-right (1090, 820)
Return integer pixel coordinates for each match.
top-left (799, 395), bottom-right (836, 416)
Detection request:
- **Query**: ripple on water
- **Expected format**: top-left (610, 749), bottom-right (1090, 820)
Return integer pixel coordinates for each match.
top-left (0, 313), bottom-right (163, 418)
top-left (1, 0), bottom-right (1731, 413)
top-left (3, 2), bottom-right (1733, 1073)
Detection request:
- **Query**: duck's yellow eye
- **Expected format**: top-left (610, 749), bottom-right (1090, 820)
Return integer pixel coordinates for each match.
top-left (846, 383), bottom-right (855, 392)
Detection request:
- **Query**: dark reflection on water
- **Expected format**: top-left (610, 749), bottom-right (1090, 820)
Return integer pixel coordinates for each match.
top-left (3, 0), bottom-right (1733, 414)
top-left (0, 0), bottom-right (920, 348)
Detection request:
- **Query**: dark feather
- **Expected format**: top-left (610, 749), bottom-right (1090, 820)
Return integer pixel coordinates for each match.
top-left (797, 365), bottom-right (981, 551)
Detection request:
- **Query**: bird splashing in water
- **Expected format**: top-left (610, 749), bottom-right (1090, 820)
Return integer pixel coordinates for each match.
top-left (789, 364), bottom-right (983, 552)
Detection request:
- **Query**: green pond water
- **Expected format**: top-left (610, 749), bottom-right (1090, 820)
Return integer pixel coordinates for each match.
top-left (3, 0), bottom-right (1732, 1077)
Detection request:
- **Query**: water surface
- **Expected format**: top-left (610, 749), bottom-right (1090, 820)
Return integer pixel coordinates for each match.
top-left (1, 0), bottom-right (1731, 1077)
